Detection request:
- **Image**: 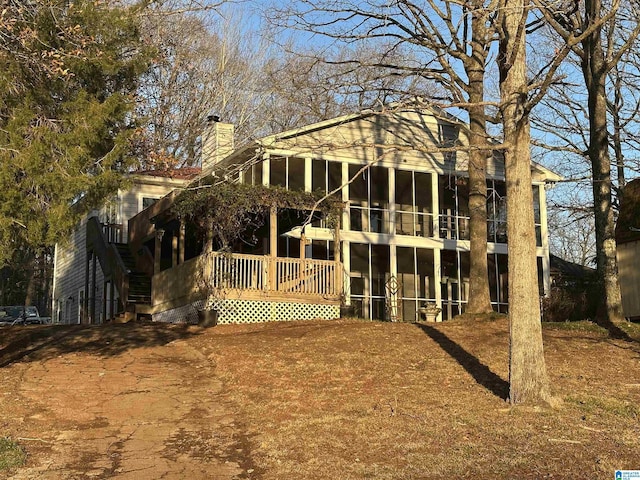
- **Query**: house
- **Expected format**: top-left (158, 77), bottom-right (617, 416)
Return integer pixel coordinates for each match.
top-left (616, 178), bottom-right (640, 321)
top-left (543, 254), bottom-right (597, 322)
top-left (51, 169), bottom-right (200, 324)
top-left (52, 104), bottom-right (560, 324)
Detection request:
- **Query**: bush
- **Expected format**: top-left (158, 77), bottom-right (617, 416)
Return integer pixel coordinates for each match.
top-left (0, 438), bottom-right (26, 471)
top-left (541, 286), bottom-right (597, 322)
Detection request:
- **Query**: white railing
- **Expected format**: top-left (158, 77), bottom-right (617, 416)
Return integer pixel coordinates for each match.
top-left (210, 252), bottom-right (342, 297)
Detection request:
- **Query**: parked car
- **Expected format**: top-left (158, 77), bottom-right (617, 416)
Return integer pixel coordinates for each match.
top-left (0, 306), bottom-right (43, 326)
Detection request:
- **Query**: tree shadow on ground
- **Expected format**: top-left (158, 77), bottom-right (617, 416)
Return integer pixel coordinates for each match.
top-left (415, 323), bottom-right (509, 401)
top-left (596, 318), bottom-right (638, 343)
top-left (0, 322), bottom-right (202, 368)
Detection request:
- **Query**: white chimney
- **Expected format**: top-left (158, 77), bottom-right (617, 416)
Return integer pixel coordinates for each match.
top-left (202, 114), bottom-right (234, 172)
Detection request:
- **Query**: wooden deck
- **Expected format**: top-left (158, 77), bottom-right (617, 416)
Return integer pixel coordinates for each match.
top-left (152, 251), bottom-right (344, 312)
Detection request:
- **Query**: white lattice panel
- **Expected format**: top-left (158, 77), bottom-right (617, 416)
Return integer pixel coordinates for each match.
top-left (153, 299), bottom-right (339, 325)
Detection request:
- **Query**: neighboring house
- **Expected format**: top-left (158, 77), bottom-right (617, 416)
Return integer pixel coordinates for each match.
top-left (543, 254), bottom-right (597, 322)
top-left (52, 104), bottom-right (560, 325)
top-left (51, 169), bottom-right (200, 324)
top-left (616, 178), bottom-right (640, 321)
top-left (549, 254), bottom-right (596, 289)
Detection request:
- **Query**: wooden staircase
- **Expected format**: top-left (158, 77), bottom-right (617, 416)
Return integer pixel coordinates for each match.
top-left (86, 217), bottom-right (152, 320)
top-left (113, 243), bottom-right (152, 305)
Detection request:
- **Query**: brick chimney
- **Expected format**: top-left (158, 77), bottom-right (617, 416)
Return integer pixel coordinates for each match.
top-left (202, 114), bottom-right (234, 172)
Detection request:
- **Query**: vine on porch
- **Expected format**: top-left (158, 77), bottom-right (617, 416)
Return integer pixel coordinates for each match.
top-left (171, 179), bottom-right (343, 248)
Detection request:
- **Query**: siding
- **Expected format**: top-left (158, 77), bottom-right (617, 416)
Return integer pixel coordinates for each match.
top-left (618, 241), bottom-right (640, 318)
top-left (262, 110), bottom-right (512, 179)
top-left (52, 213), bottom-right (106, 324)
top-left (52, 176), bottom-right (188, 323)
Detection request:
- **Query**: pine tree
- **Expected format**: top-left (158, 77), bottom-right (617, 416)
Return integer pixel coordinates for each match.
top-left (0, 0), bottom-right (150, 264)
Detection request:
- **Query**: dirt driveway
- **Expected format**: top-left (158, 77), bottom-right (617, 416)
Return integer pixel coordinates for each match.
top-left (0, 324), bottom-right (255, 479)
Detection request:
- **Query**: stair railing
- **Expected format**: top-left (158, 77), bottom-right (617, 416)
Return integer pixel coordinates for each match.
top-left (86, 216), bottom-right (130, 313)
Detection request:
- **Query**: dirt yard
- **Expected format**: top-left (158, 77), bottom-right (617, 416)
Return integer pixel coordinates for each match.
top-left (0, 317), bottom-right (639, 479)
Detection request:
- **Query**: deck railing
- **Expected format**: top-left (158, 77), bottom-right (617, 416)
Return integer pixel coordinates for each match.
top-left (210, 253), bottom-right (342, 297)
top-left (153, 251), bottom-right (343, 308)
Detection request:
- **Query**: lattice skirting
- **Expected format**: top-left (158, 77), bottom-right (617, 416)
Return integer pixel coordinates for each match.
top-left (153, 298), bottom-right (340, 325)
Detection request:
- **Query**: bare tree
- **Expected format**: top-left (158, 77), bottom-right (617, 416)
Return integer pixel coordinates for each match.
top-left (497, 0), bottom-right (552, 405)
top-left (532, 0), bottom-right (640, 326)
top-left (135, 7), bottom-right (272, 167)
top-left (260, 44), bottom-right (433, 132)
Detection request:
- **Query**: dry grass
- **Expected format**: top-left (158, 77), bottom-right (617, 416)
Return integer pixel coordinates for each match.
top-left (0, 318), bottom-right (638, 479)
top-left (197, 318), bottom-right (640, 480)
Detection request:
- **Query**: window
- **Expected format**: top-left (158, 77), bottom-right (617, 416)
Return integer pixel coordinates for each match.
top-left (348, 165), bottom-right (391, 233)
top-left (438, 175), bottom-right (469, 240)
top-left (440, 250), bottom-right (470, 320)
top-left (312, 159), bottom-right (342, 194)
top-left (395, 170), bottom-right (433, 237)
top-left (533, 185), bottom-right (542, 247)
top-left (487, 179), bottom-right (507, 243)
top-left (397, 247), bottom-right (436, 322)
top-left (142, 197), bottom-right (159, 210)
top-left (349, 243), bottom-right (390, 320)
top-left (270, 156), bottom-right (305, 190)
top-left (488, 253), bottom-right (509, 313)
top-left (243, 161), bottom-right (263, 186)
top-left (270, 156), bottom-right (286, 187)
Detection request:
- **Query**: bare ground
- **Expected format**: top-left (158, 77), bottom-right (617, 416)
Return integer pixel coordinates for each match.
top-left (0, 317), bottom-right (639, 479)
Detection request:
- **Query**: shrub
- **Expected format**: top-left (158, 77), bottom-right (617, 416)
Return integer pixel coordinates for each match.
top-left (0, 438), bottom-right (26, 471)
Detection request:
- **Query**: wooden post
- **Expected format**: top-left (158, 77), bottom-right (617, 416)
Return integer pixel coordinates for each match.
top-left (269, 206), bottom-right (277, 291)
top-left (109, 280), bottom-right (115, 320)
top-left (84, 252), bottom-right (90, 324)
top-left (155, 229), bottom-right (164, 274)
top-left (179, 221), bottom-right (185, 265)
top-left (102, 280), bottom-right (107, 324)
top-left (171, 230), bottom-right (178, 267)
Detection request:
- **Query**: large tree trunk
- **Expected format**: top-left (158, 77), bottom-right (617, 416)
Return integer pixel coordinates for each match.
top-left (465, 2), bottom-right (493, 315)
top-left (499, 0), bottom-right (551, 405)
top-left (581, 0), bottom-right (626, 327)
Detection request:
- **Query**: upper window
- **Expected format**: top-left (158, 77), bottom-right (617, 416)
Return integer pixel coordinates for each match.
top-left (269, 156), bottom-right (306, 190)
top-left (142, 197), bottom-right (159, 210)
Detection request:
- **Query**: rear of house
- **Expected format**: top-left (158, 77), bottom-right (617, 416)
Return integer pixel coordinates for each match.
top-left (52, 104), bottom-right (560, 324)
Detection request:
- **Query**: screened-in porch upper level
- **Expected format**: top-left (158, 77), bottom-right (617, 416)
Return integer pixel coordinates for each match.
top-left (239, 154), bottom-right (546, 246)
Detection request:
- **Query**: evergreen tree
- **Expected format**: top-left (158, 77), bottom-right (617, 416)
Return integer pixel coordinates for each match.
top-left (0, 0), bottom-right (149, 265)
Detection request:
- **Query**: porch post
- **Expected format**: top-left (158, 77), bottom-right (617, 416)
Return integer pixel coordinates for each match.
top-left (179, 221), bottom-right (185, 265)
top-left (342, 241), bottom-right (351, 306)
top-left (432, 173), bottom-right (440, 237)
top-left (388, 167), bottom-right (396, 235)
top-left (171, 230), bottom-right (178, 267)
top-left (154, 229), bottom-right (164, 274)
top-left (538, 184), bottom-right (551, 296)
top-left (109, 280), bottom-right (115, 321)
top-left (434, 248), bottom-right (442, 321)
top-left (102, 280), bottom-right (107, 324)
top-left (304, 157), bottom-right (312, 192)
top-left (262, 154), bottom-right (270, 187)
top-left (269, 206), bottom-right (277, 290)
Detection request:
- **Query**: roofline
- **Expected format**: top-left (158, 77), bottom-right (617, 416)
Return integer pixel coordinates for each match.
top-left (258, 102), bottom-right (470, 145)
top-left (259, 110), bottom-right (377, 144)
top-left (130, 173), bottom-right (194, 188)
top-left (530, 161), bottom-right (563, 183)
top-left (200, 103), bottom-right (562, 184)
